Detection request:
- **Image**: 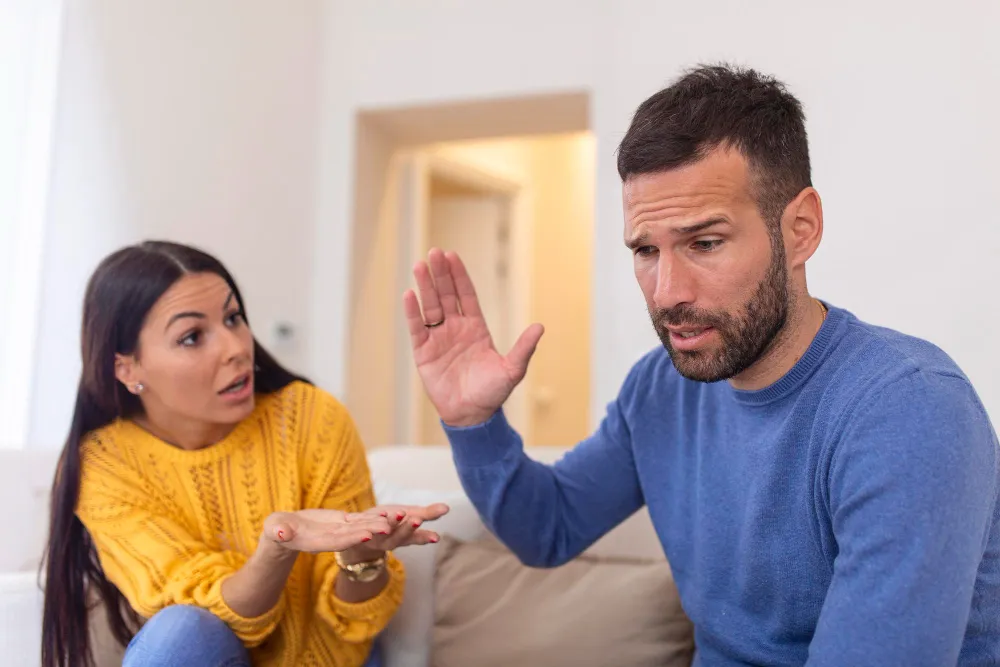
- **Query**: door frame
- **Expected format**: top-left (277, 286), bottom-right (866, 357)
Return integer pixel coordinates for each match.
top-left (393, 151), bottom-right (532, 445)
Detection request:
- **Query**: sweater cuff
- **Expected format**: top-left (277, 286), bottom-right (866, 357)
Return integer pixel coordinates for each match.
top-left (444, 408), bottom-right (524, 468)
top-left (213, 563), bottom-right (288, 647)
top-left (317, 553), bottom-right (405, 643)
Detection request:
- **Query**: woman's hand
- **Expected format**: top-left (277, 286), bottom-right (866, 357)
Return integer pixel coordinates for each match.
top-left (345, 503), bottom-right (450, 558)
top-left (261, 509), bottom-right (389, 554)
top-left (261, 503), bottom-right (450, 558)
top-left (339, 502), bottom-right (451, 563)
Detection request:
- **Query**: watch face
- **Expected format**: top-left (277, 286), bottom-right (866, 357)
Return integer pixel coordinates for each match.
top-left (356, 568), bottom-right (381, 583)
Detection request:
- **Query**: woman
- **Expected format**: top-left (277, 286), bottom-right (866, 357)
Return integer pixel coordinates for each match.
top-left (40, 241), bottom-right (448, 667)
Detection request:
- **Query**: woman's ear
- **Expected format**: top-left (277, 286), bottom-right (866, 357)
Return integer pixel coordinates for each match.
top-left (114, 354), bottom-right (143, 394)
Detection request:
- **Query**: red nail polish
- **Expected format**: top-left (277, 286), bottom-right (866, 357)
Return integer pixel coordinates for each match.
top-left (380, 511), bottom-right (388, 517)
top-left (412, 521), bottom-right (421, 528)
top-left (430, 537), bottom-right (439, 543)
top-left (276, 530), bottom-right (284, 541)
top-left (379, 530), bottom-right (388, 535)
top-left (396, 513), bottom-right (405, 521)
top-left (362, 536), bottom-right (371, 542)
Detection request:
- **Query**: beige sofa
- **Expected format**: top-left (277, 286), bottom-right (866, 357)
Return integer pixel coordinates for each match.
top-left (0, 445), bottom-right (694, 666)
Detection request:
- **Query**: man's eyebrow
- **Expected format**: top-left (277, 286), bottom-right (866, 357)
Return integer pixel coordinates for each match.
top-left (674, 217), bottom-right (730, 235)
top-left (625, 217), bottom-right (730, 249)
top-left (625, 231), bottom-right (650, 250)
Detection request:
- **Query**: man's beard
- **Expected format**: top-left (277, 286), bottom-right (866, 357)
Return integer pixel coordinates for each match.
top-left (650, 240), bottom-right (790, 383)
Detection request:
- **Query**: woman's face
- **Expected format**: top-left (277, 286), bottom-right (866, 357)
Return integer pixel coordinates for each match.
top-left (116, 272), bottom-right (256, 433)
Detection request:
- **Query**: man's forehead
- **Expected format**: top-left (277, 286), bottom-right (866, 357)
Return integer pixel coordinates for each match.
top-left (625, 152), bottom-right (749, 204)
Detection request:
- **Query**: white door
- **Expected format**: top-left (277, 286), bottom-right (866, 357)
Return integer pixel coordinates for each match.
top-left (418, 193), bottom-right (510, 446)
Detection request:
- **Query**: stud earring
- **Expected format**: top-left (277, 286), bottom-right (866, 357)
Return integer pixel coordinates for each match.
top-left (134, 382), bottom-right (145, 394)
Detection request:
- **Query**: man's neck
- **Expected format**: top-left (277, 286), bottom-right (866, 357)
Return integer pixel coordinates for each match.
top-left (729, 294), bottom-right (826, 392)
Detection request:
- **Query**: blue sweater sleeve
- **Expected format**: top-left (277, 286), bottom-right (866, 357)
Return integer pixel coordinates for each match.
top-left (808, 370), bottom-right (1000, 666)
top-left (443, 379), bottom-right (645, 567)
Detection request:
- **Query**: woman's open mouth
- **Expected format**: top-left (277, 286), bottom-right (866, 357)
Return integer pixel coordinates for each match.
top-left (218, 373), bottom-right (253, 401)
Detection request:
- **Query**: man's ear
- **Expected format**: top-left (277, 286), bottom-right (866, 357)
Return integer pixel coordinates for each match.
top-left (114, 353), bottom-right (142, 394)
top-left (781, 187), bottom-right (823, 269)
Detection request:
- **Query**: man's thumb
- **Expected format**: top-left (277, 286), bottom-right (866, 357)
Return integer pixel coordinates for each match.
top-left (506, 323), bottom-right (544, 376)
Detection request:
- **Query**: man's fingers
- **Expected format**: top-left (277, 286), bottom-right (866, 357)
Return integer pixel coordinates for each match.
top-left (403, 289), bottom-right (430, 348)
top-left (429, 248), bottom-right (460, 316)
top-left (447, 251), bottom-right (482, 318)
top-left (413, 260), bottom-right (444, 326)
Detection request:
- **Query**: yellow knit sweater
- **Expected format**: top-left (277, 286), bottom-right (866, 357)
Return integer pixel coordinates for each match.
top-left (76, 381), bottom-right (404, 667)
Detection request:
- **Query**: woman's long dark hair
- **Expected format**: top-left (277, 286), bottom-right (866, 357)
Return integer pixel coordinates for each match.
top-left (40, 240), bottom-right (308, 667)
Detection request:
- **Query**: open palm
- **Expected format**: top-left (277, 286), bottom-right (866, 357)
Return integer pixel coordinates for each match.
top-left (263, 509), bottom-right (389, 554)
top-left (403, 249), bottom-right (544, 427)
top-left (263, 503), bottom-right (450, 554)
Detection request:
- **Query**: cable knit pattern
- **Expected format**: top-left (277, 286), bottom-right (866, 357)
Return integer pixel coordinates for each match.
top-left (76, 381), bottom-right (404, 666)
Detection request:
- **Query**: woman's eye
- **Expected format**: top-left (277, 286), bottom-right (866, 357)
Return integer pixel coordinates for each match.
top-left (179, 330), bottom-right (201, 347)
top-left (225, 311), bottom-right (246, 327)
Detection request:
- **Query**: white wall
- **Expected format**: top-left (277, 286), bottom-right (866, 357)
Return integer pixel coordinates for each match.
top-left (316, 0), bottom-right (1000, 428)
top-left (28, 0), bottom-right (324, 448)
top-left (21, 0), bottom-right (1000, 448)
top-left (0, 0), bottom-right (61, 449)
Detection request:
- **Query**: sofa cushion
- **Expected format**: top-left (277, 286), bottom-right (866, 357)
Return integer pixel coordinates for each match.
top-left (0, 449), bottom-right (60, 572)
top-left (0, 572), bottom-right (45, 666)
top-left (372, 482), bottom-right (488, 667)
top-left (431, 534), bottom-right (694, 667)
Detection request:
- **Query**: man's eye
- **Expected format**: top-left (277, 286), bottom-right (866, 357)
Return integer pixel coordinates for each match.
top-left (693, 239), bottom-right (724, 252)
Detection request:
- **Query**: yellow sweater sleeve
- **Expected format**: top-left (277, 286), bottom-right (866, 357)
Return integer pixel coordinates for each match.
top-left (305, 394), bottom-right (405, 643)
top-left (76, 437), bottom-right (285, 647)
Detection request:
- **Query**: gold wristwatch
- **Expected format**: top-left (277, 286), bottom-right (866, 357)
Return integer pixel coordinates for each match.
top-left (334, 551), bottom-right (387, 583)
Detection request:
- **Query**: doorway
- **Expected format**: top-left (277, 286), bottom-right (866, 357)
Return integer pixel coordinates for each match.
top-left (406, 162), bottom-right (519, 445)
top-left (345, 93), bottom-right (593, 449)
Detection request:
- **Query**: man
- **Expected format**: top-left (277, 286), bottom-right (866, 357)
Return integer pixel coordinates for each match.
top-left (401, 64), bottom-right (1000, 666)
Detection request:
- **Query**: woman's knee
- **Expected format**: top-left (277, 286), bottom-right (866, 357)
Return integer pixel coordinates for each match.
top-left (123, 605), bottom-right (249, 667)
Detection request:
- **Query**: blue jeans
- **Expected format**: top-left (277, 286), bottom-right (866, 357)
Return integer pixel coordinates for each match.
top-left (123, 605), bottom-right (383, 667)
top-left (123, 606), bottom-right (249, 667)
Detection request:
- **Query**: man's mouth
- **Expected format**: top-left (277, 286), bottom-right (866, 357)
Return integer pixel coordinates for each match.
top-left (673, 328), bottom-right (710, 339)
top-left (665, 323), bottom-right (715, 336)
top-left (664, 325), bottom-right (717, 351)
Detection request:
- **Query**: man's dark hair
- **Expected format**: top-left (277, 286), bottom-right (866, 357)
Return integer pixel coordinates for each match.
top-left (616, 63), bottom-right (811, 227)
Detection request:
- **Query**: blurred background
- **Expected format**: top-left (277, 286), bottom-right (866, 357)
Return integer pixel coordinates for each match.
top-left (2, 0), bottom-right (998, 452)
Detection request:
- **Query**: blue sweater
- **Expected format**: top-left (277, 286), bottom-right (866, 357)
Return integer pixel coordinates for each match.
top-left (445, 304), bottom-right (1000, 666)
